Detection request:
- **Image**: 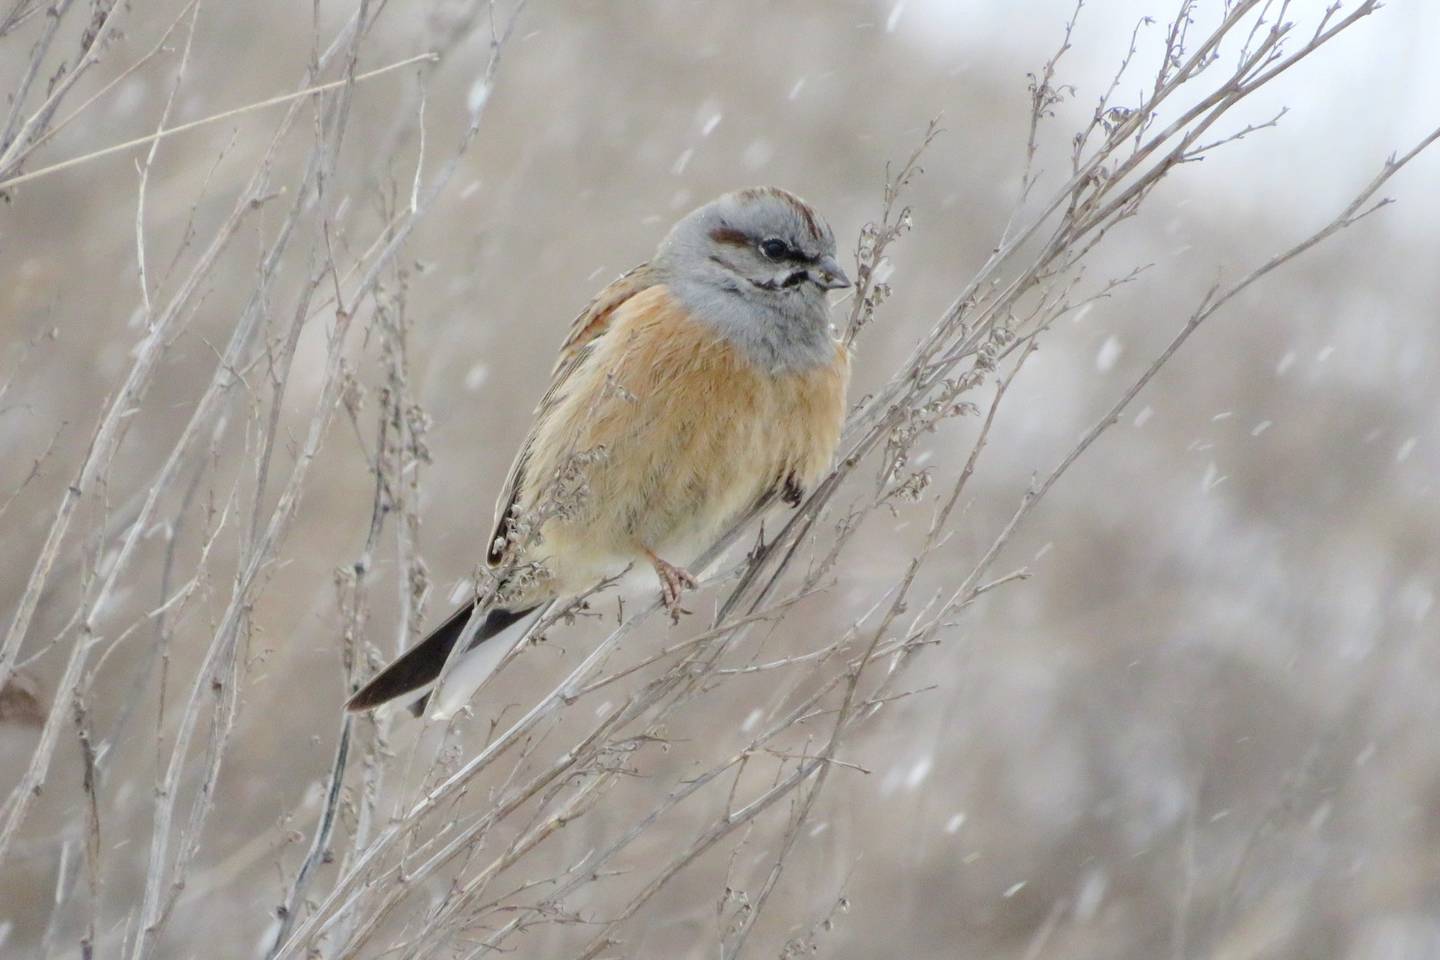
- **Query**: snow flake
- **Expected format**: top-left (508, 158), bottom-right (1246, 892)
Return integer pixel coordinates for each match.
top-left (1095, 335), bottom-right (1122, 372)
top-left (885, 1), bottom-right (907, 32)
top-left (467, 78), bottom-right (491, 116)
top-left (741, 708), bottom-right (764, 733)
top-left (742, 139), bottom-right (775, 170)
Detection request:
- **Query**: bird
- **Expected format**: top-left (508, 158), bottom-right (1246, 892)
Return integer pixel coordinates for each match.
top-left (346, 187), bottom-right (852, 716)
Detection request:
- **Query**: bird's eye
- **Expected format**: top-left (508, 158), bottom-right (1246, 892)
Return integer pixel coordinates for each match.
top-left (759, 238), bottom-right (790, 260)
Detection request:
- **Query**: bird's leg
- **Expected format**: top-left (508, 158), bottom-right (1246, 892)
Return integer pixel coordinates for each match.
top-left (642, 546), bottom-right (698, 623)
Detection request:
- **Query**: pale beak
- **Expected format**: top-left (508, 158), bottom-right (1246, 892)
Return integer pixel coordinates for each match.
top-left (810, 255), bottom-right (851, 290)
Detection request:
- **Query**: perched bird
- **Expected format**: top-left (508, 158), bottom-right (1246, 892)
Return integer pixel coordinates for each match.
top-left (346, 187), bottom-right (852, 715)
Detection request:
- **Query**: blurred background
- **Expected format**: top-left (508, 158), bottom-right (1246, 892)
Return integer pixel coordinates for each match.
top-left (3, 1), bottom-right (1439, 957)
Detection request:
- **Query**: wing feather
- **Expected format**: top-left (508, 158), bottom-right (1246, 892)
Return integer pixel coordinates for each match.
top-left (485, 263), bottom-right (659, 565)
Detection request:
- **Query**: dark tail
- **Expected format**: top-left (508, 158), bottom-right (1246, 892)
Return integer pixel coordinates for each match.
top-left (345, 604), bottom-right (537, 713)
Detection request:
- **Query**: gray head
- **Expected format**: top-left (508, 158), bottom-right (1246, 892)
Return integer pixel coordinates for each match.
top-left (652, 187), bottom-right (849, 372)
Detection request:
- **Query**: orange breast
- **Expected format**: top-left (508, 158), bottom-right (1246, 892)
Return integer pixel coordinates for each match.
top-left (517, 285), bottom-right (849, 590)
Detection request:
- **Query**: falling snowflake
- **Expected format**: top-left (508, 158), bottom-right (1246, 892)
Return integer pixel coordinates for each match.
top-left (1096, 335), bottom-right (1122, 372)
top-left (886, 1), bottom-right (907, 32)
top-left (742, 139), bottom-right (775, 170)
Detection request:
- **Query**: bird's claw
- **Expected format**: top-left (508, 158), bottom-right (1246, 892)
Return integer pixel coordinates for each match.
top-left (650, 554), bottom-right (698, 623)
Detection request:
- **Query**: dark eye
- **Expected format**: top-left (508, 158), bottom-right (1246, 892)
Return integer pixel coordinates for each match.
top-left (759, 238), bottom-right (790, 260)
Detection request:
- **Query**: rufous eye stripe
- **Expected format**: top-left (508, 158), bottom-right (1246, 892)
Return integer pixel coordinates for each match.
top-left (708, 226), bottom-right (751, 247)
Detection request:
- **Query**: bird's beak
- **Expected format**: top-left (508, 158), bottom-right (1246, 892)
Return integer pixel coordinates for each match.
top-left (810, 255), bottom-right (851, 290)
